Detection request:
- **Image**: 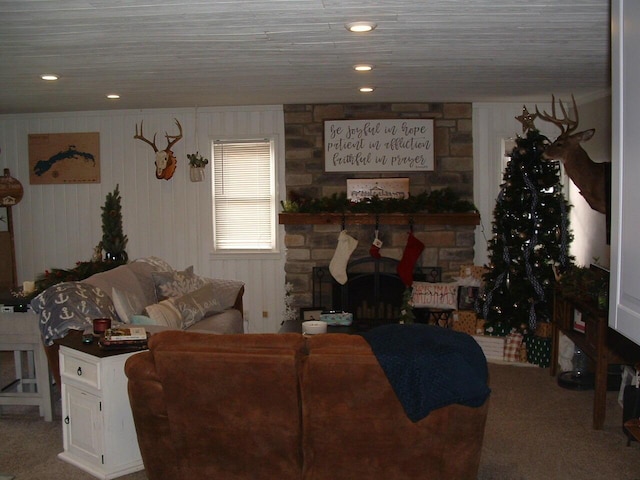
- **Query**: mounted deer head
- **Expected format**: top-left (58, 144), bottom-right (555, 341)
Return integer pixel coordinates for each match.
top-left (134, 119), bottom-right (183, 180)
top-left (536, 95), bottom-right (609, 214)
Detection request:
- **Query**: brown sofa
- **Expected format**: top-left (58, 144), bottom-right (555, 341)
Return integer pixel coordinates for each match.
top-left (125, 330), bottom-right (490, 480)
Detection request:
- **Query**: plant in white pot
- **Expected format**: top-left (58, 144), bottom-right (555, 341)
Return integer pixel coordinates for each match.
top-left (187, 151), bottom-right (208, 182)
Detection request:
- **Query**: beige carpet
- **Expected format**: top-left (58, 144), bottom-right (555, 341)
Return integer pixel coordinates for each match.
top-left (1, 354), bottom-right (639, 479)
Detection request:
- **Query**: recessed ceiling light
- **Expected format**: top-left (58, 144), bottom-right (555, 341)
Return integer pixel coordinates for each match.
top-left (354, 64), bottom-right (373, 72)
top-left (345, 21), bottom-right (377, 33)
top-left (40, 74), bottom-right (59, 81)
top-left (359, 87), bottom-right (375, 93)
top-left (106, 94), bottom-right (120, 99)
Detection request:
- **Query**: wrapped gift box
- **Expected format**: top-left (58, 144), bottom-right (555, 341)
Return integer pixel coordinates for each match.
top-left (484, 322), bottom-right (511, 337)
top-left (525, 334), bottom-right (552, 367)
top-left (503, 332), bottom-right (524, 362)
top-left (458, 265), bottom-right (488, 281)
top-left (535, 322), bottom-right (553, 338)
top-left (320, 311), bottom-right (353, 326)
top-left (472, 334), bottom-right (506, 361)
top-left (452, 310), bottom-right (478, 335)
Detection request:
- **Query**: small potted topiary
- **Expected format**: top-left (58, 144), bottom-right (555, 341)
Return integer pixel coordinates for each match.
top-left (187, 151), bottom-right (208, 182)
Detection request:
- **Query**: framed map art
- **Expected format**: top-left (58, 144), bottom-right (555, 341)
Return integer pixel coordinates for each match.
top-left (28, 132), bottom-right (100, 184)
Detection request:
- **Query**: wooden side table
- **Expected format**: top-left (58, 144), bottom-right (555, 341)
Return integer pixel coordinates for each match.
top-left (0, 308), bottom-right (54, 421)
top-left (551, 286), bottom-right (640, 429)
top-left (624, 418), bottom-right (640, 443)
top-left (56, 331), bottom-right (146, 479)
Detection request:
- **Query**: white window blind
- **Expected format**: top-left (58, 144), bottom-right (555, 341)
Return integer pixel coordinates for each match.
top-left (212, 139), bottom-right (276, 251)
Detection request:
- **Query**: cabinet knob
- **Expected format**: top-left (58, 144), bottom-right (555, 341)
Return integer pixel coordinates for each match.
top-left (64, 416), bottom-right (69, 424)
top-left (77, 366), bottom-right (83, 376)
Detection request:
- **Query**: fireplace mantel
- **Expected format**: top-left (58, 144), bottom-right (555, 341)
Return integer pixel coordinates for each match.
top-left (279, 212), bottom-right (480, 226)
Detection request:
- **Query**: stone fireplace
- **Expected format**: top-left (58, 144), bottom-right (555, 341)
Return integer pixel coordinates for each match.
top-left (282, 102), bottom-right (476, 314)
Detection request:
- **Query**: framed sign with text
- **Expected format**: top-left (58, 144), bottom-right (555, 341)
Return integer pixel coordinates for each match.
top-left (324, 119), bottom-right (434, 172)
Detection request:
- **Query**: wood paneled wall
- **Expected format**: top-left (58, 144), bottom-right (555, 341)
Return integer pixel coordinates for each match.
top-left (0, 106), bottom-right (287, 333)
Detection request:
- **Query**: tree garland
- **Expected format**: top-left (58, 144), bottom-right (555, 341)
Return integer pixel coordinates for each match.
top-left (281, 187), bottom-right (477, 214)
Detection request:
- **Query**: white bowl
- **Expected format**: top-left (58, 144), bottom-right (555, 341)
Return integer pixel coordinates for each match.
top-left (302, 320), bottom-right (327, 335)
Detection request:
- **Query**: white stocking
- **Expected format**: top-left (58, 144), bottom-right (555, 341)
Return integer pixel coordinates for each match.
top-left (329, 230), bottom-right (358, 285)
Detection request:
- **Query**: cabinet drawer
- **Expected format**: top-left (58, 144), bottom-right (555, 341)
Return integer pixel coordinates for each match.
top-left (61, 353), bottom-right (100, 389)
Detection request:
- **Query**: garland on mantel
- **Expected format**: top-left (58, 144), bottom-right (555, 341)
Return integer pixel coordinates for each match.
top-left (281, 188), bottom-right (477, 215)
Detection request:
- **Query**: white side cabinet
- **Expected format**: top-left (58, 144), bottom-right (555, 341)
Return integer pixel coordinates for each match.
top-left (58, 342), bottom-right (144, 479)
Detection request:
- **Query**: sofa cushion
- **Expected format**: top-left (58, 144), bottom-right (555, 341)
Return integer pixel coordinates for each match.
top-left (302, 333), bottom-right (490, 480)
top-left (143, 279), bottom-right (245, 330)
top-left (82, 257), bottom-right (172, 310)
top-left (186, 309), bottom-right (244, 334)
top-left (146, 331), bottom-right (305, 479)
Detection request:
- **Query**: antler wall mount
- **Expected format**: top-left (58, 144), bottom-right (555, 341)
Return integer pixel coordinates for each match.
top-left (134, 118), bottom-right (183, 180)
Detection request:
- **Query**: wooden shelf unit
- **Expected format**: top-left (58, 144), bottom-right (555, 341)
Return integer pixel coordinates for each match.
top-left (278, 212), bottom-right (480, 226)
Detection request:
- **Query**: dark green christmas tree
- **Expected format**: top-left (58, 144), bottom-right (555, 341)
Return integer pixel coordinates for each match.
top-left (101, 184), bottom-right (128, 262)
top-left (477, 108), bottom-right (573, 334)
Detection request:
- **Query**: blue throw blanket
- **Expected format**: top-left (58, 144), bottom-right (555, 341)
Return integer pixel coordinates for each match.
top-left (31, 281), bottom-right (118, 346)
top-left (363, 324), bottom-right (491, 422)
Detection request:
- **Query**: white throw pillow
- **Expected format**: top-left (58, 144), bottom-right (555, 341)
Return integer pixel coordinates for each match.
top-left (112, 287), bottom-right (146, 324)
top-left (144, 300), bottom-right (183, 329)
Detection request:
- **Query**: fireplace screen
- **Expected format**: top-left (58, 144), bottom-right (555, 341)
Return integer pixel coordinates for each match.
top-left (312, 257), bottom-right (441, 330)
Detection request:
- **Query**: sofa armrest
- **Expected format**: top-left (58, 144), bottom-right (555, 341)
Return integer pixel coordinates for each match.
top-left (125, 352), bottom-right (178, 480)
top-left (233, 284), bottom-right (244, 317)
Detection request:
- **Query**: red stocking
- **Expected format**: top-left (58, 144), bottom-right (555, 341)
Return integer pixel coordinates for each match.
top-left (397, 231), bottom-right (425, 286)
top-left (369, 229), bottom-right (382, 259)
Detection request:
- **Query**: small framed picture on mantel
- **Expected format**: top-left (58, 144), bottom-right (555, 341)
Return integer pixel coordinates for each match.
top-left (347, 178), bottom-right (409, 202)
top-left (300, 308), bottom-right (325, 322)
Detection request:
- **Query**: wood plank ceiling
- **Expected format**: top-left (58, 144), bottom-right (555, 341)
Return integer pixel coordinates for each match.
top-left (0, 0), bottom-right (610, 114)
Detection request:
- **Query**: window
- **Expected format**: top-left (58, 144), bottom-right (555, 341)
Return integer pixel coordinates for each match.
top-left (212, 138), bottom-right (276, 252)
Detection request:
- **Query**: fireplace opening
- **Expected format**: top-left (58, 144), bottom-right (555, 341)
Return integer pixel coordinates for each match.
top-left (312, 257), bottom-right (442, 331)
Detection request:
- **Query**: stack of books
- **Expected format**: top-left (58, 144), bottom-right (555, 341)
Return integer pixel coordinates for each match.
top-left (99, 326), bottom-right (149, 350)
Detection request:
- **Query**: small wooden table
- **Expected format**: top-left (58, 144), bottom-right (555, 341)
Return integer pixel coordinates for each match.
top-left (0, 307), bottom-right (54, 421)
top-left (552, 286), bottom-right (640, 429)
top-left (624, 418), bottom-right (640, 442)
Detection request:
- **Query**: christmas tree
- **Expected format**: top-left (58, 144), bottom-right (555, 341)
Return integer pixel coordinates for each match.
top-left (101, 184), bottom-right (128, 262)
top-left (477, 108), bottom-right (573, 334)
